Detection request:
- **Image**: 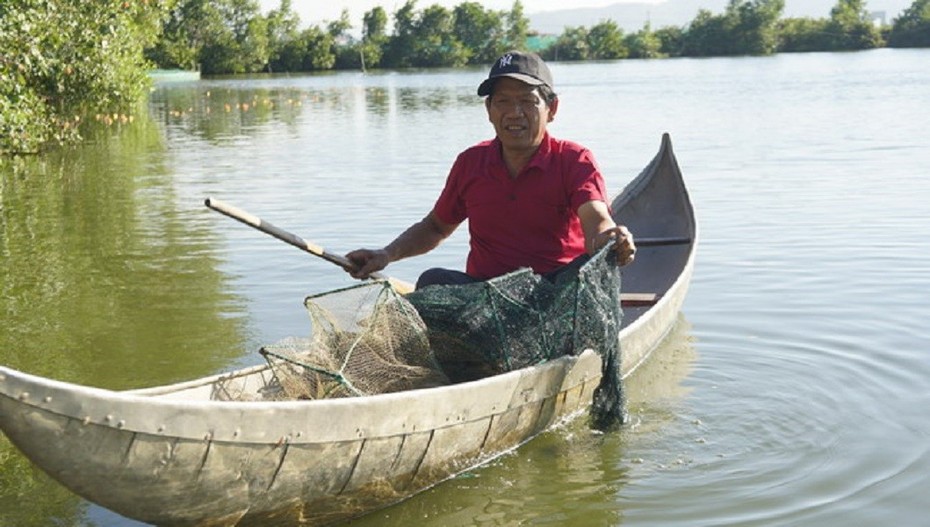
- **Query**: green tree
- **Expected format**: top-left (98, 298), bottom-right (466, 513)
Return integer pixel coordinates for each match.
top-left (327, 8), bottom-right (352, 40)
top-left (549, 26), bottom-right (590, 61)
top-left (626, 23), bottom-right (664, 58)
top-left (382, 1), bottom-right (469, 68)
top-left (681, 0), bottom-right (784, 56)
top-left (778, 17), bottom-right (832, 52)
top-left (414, 4), bottom-right (468, 67)
top-left (506, 0), bottom-right (530, 50)
top-left (363, 6), bottom-right (389, 41)
top-left (328, 9), bottom-right (362, 70)
top-left (298, 26), bottom-right (337, 70)
top-left (654, 25), bottom-right (685, 57)
top-left (359, 7), bottom-right (389, 68)
top-left (146, 0), bottom-right (221, 70)
top-left (731, 0), bottom-right (785, 54)
top-left (1, 0), bottom-right (168, 154)
top-left (383, 0), bottom-right (418, 67)
top-left (888, 0), bottom-right (930, 47)
top-left (588, 19), bottom-right (628, 59)
top-left (826, 0), bottom-right (884, 50)
top-left (213, 0), bottom-right (269, 74)
top-left (152, 0), bottom-right (269, 75)
top-left (453, 2), bottom-right (506, 64)
top-left (680, 9), bottom-right (731, 56)
top-left (266, 0), bottom-right (301, 72)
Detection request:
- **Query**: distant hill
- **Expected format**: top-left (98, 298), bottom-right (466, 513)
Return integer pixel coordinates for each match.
top-left (529, 0), bottom-right (914, 33)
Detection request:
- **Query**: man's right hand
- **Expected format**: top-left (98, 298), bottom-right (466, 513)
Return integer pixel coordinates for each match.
top-left (345, 248), bottom-right (390, 279)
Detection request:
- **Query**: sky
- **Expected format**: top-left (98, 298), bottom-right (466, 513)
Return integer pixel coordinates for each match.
top-left (258, 0), bottom-right (664, 27)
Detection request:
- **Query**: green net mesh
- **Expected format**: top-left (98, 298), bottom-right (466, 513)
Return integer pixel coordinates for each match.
top-left (406, 244), bottom-right (626, 428)
top-left (261, 244), bottom-right (626, 428)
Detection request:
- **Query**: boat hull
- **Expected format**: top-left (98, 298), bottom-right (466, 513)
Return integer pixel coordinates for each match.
top-left (1, 350), bottom-right (605, 526)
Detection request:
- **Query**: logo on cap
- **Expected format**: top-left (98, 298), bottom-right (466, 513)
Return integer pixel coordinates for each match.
top-left (499, 54), bottom-right (513, 68)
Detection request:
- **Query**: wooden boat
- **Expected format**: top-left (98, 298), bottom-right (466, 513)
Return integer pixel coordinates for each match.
top-left (0, 133), bottom-right (696, 526)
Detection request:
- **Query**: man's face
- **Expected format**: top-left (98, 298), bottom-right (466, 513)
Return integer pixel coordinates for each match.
top-left (485, 77), bottom-right (557, 154)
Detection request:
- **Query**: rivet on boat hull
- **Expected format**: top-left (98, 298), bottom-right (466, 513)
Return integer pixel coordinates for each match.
top-left (18, 392), bottom-right (29, 401)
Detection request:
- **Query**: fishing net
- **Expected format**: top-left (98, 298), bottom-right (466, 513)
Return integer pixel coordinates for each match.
top-left (261, 244), bottom-right (626, 428)
top-left (405, 243), bottom-right (626, 429)
top-left (260, 282), bottom-right (450, 399)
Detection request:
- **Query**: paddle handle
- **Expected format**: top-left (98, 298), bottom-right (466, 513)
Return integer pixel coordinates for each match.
top-left (204, 197), bottom-right (387, 280)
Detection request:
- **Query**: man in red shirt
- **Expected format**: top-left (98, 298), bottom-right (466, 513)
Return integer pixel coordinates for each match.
top-left (346, 51), bottom-right (636, 289)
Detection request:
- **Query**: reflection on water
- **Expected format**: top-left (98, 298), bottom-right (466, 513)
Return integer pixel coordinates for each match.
top-left (151, 86), bottom-right (308, 142)
top-left (0, 115), bottom-right (250, 527)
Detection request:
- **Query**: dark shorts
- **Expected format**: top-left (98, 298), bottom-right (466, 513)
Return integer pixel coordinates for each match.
top-left (415, 254), bottom-right (592, 290)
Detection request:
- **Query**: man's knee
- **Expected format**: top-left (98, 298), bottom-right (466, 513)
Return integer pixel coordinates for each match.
top-left (416, 268), bottom-right (477, 289)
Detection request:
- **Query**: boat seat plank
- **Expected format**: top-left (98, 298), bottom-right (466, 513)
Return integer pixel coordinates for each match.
top-left (620, 293), bottom-right (659, 307)
top-left (635, 236), bottom-right (692, 246)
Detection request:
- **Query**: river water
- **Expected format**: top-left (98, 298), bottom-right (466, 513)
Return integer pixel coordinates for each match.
top-left (1, 49), bottom-right (928, 526)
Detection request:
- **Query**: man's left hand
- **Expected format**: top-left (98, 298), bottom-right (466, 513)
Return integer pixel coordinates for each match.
top-left (595, 225), bottom-right (636, 266)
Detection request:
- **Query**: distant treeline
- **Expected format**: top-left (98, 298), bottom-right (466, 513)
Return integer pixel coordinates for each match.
top-left (147, 0), bottom-right (930, 74)
top-left (2, 0), bottom-right (928, 154)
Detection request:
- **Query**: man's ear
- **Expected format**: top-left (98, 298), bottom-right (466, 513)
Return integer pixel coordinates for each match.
top-left (547, 97), bottom-right (559, 122)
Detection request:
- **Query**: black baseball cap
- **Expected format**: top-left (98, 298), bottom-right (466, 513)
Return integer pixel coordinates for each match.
top-left (477, 51), bottom-right (554, 97)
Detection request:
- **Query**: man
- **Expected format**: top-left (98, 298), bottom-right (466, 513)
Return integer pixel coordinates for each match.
top-left (346, 51), bottom-right (635, 289)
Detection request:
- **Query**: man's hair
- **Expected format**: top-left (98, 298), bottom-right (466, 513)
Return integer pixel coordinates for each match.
top-left (485, 80), bottom-right (558, 106)
top-left (537, 85), bottom-right (558, 106)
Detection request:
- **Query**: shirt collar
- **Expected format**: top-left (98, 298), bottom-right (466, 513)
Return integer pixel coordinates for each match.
top-left (488, 132), bottom-right (554, 175)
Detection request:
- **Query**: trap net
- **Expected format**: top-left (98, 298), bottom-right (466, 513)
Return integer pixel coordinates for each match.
top-left (261, 244), bottom-right (626, 428)
top-left (260, 282), bottom-right (450, 399)
top-left (405, 243), bottom-right (626, 429)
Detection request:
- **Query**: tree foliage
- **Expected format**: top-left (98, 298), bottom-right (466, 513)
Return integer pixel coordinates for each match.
top-left (825, 0), bottom-right (884, 50)
top-left (453, 2), bottom-right (506, 64)
top-left (1, 0), bottom-right (168, 154)
top-left (626, 23), bottom-right (665, 59)
top-left (681, 0), bottom-right (785, 56)
top-left (588, 20), bottom-right (629, 60)
top-left (506, 0), bottom-right (530, 50)
top-left (888, 0), bottom-right (930, 47)
top-left (141, 0), bottom-right (930, 74)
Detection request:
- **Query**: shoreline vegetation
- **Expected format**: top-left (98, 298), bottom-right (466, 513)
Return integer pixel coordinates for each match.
top-left (2, 0), bottom-right (928, 154)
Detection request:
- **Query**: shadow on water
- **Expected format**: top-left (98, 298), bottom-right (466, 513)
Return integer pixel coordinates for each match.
top-left (0, 113), bottom-right (251, 526)
top-left (347, 315), bottom-right (697, 527)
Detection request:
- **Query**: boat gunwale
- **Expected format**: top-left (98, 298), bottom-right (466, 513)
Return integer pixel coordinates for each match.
top-left (0, 348), bottom-right (601, 444)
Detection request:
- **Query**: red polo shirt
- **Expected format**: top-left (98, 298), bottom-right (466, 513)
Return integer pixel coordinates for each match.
top-left (433, 133), bottom-right (608, 279)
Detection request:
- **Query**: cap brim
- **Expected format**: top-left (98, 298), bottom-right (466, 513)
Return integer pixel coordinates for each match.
top-left (477, 73), bottom-right (547, 96)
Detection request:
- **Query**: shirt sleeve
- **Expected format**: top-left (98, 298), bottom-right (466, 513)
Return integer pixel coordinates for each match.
top-left (432, 152), bottom-right (468, 225)
top-left (569, 148), bottom-right (609, 212)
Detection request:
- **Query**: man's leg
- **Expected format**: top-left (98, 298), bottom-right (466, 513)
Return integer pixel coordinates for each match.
top-left (416, 268), bottom-right (479, 289)
top-left (543, 254), bottom-right (591, 283)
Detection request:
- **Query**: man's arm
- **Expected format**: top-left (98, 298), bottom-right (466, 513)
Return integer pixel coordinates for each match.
top-left (345, 211), bottom-right (458, 279)
top-left (577, 200), bottom-right (636, 266)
